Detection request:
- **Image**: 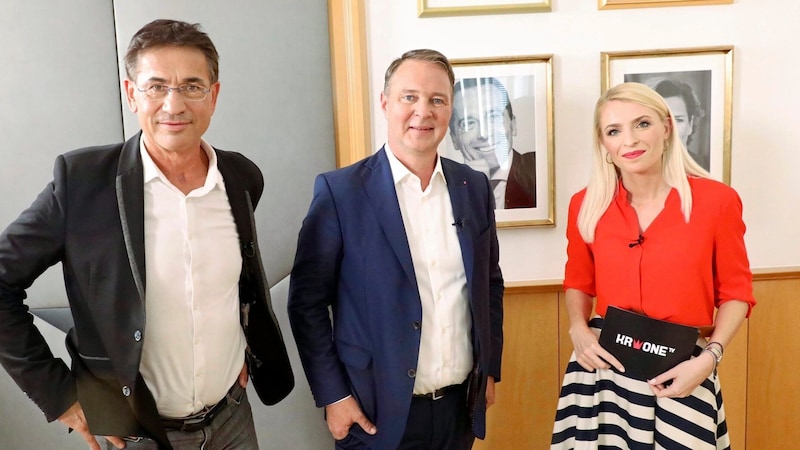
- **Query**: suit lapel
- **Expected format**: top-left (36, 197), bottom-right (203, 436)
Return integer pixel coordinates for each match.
top-left (362, 148), bottom-right (416, 285)
top-left (216, 151), bottom-right (264, 303)
top-left (114, 134), bottom-right (174, 445)
top-left (115, 133), bottom-right (146, 304)
top-left (216, 151), bottom-right (254, 248)
top-left (442, 159), bottom-right (475, 289)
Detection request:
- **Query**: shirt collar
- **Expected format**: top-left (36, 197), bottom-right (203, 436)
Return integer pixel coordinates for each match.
top-left (139, 135), bottom-right (225, 192)
top-left (384, 143), bottom-right (447, 187)
top-left (491, 148), bottom-right (514, 182)
top-left (492, 167), bottom-right (510, 183)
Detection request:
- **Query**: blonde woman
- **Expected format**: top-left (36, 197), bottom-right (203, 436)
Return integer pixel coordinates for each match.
top-left (551, 83), bottom-right (755, 450)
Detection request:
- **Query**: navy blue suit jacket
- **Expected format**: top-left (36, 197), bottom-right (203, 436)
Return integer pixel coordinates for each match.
top-left (288, 148), bottom-right (503, 449)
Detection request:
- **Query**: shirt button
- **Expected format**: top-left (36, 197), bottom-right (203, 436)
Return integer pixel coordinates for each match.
top-left (133, 330), bottom-right (142, 342)
top-left (407, 369), bottom-right (416, 378)
top-left (122, 386), bottom-right (131, 397)
top-left (412, 321), bottom-right (421, 330)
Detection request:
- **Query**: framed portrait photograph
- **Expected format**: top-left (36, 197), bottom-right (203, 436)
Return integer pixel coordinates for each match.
top-left (598, 0), bottom-right (732, 10)
top-left (418, 0), bottom-right (551, 18)
top-left (439, 55), bottom-right (554, 228)
top-left (601, 46), bottom-right (733, 184)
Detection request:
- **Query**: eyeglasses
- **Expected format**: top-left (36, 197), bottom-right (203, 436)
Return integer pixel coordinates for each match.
top-left (135, 83), bottom-right (211, 101)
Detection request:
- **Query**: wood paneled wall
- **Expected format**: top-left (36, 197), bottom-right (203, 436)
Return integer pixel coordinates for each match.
top-left (475, 284), bottom-right (562, 449)
top-left (746, 270), bottom-right (800, 449)
top-left (473, 269), bottom-right (799, 450)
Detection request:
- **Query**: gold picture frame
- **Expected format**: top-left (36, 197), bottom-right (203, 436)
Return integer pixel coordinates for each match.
top-left (441, 55), bottom-right (555, 228)
top-left (599, 0), bottom-right (732, 10)
top-left (418, 0), bottom-right (551, 17)
top-left (601, 46), bottom-right (734, 184)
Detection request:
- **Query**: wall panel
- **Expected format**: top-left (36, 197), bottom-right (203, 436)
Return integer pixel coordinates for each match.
top-left (475, 288), bottom-right (561, 450)
top-left (0, 0), bottom-right (123, 308)
top-left (746, 275), bottom-right (800, 448)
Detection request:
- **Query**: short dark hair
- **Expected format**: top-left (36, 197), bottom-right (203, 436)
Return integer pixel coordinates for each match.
top-left (649, 77), bottom-right (704, 120)
top-left (647, 77), bottom-right (705, 145)
top-left (383, 49), bottom-right (455, 94)
top-left (450, 77), bottom-right (514, 130)
top-left (124, 19), bottom-right (220, 84)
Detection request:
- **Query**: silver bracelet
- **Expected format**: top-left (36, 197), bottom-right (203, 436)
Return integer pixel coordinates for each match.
top-left (705, 341), bottom-right (723, 362)
top-left (702, 348), bottom-right (719, 373)
top-left (706, 341), bottom-right (724, 355)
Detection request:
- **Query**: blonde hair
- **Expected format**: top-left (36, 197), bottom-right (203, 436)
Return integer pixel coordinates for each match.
top-left (578, 82), bottom-right (711, 242)
top-left (383, 49), bottom-right (455, 95)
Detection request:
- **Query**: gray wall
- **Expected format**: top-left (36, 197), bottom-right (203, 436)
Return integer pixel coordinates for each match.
top-left (0, 1), bottom-right (335, 448)
top-left (0, 1), bottom-right (123, 307)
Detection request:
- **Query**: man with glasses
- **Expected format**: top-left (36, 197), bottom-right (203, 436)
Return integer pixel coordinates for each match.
top-left (449, 77), bottom-right (536, 209)
top-left (0, 19), bottom-right (293, 449)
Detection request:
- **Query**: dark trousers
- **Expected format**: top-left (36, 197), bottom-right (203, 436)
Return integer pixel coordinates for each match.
top-left (397, 383), bottom-right (474, 450)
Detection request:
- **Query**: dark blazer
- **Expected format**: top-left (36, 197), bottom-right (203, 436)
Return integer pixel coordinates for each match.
top-left (0, 133), bottom-right (293, 449)
top-left (504, 150), bottom-right (537, 209)
top-left (288, 148), bottom-right (504, 449)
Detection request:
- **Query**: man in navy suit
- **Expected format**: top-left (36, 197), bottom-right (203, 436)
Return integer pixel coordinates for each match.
top-left (288, 49), bottom-right (504, 449)
top-left (449, 77), bottom-right (537, 209)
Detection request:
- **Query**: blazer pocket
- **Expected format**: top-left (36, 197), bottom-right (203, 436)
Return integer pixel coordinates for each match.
top-left (336, 341), bottom-right (378, 421)
top-left (66, 330), bottom-right (115, 380)
top-left (78, 353), bottom-right (115, 379)
top-left (337, 341), bottom-right (372, 370)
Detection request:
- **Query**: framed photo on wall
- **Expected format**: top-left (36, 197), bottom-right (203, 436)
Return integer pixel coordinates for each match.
top-left (598, 0), bottom-right (732, 10)
top-left (601, 46), bottom-right (733, 184)
top-left (418, 0), bottom-right (551, 17)
top-left (440, 55), bottom-right (554, 228)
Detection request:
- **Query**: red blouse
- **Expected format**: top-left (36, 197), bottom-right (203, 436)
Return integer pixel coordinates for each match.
top-left (564, 177), bottom-right (756, 327)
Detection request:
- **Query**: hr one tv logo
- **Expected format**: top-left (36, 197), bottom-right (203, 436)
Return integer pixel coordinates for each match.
top-left (615, 333), bottom-right (676, 358)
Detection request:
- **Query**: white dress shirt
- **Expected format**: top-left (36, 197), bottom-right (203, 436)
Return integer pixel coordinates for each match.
top-left (138, 138), bottom-right (247, 418)
top-left (490, 168), bottom-right (509, 210)
top-left (385, 146), bottom-right (473, 395)
top-left (464, 158), bottom-right (509, 209)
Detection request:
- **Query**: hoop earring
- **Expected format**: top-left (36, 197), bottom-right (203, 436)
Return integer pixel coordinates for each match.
top-left (605, 152), bottom-right (614, 164)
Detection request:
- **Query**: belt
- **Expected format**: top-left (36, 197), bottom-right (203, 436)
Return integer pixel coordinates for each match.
top-left (412, 383), bottom-right (462, 401)
top-left (161, 384), bottom-right (238, 432)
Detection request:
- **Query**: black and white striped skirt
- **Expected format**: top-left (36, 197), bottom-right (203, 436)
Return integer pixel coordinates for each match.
top-left (551, 318), bottom-right (730, 450)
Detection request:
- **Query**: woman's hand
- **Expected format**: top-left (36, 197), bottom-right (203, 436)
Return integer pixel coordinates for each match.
top-left (564, 289), bottom-right (624, 373)
top-left (569, 325), bottom-right (624, 373)
top-left (648, 300), bottom-right (747, 398)
top-left (648, 351), bottom-right (715, 398)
